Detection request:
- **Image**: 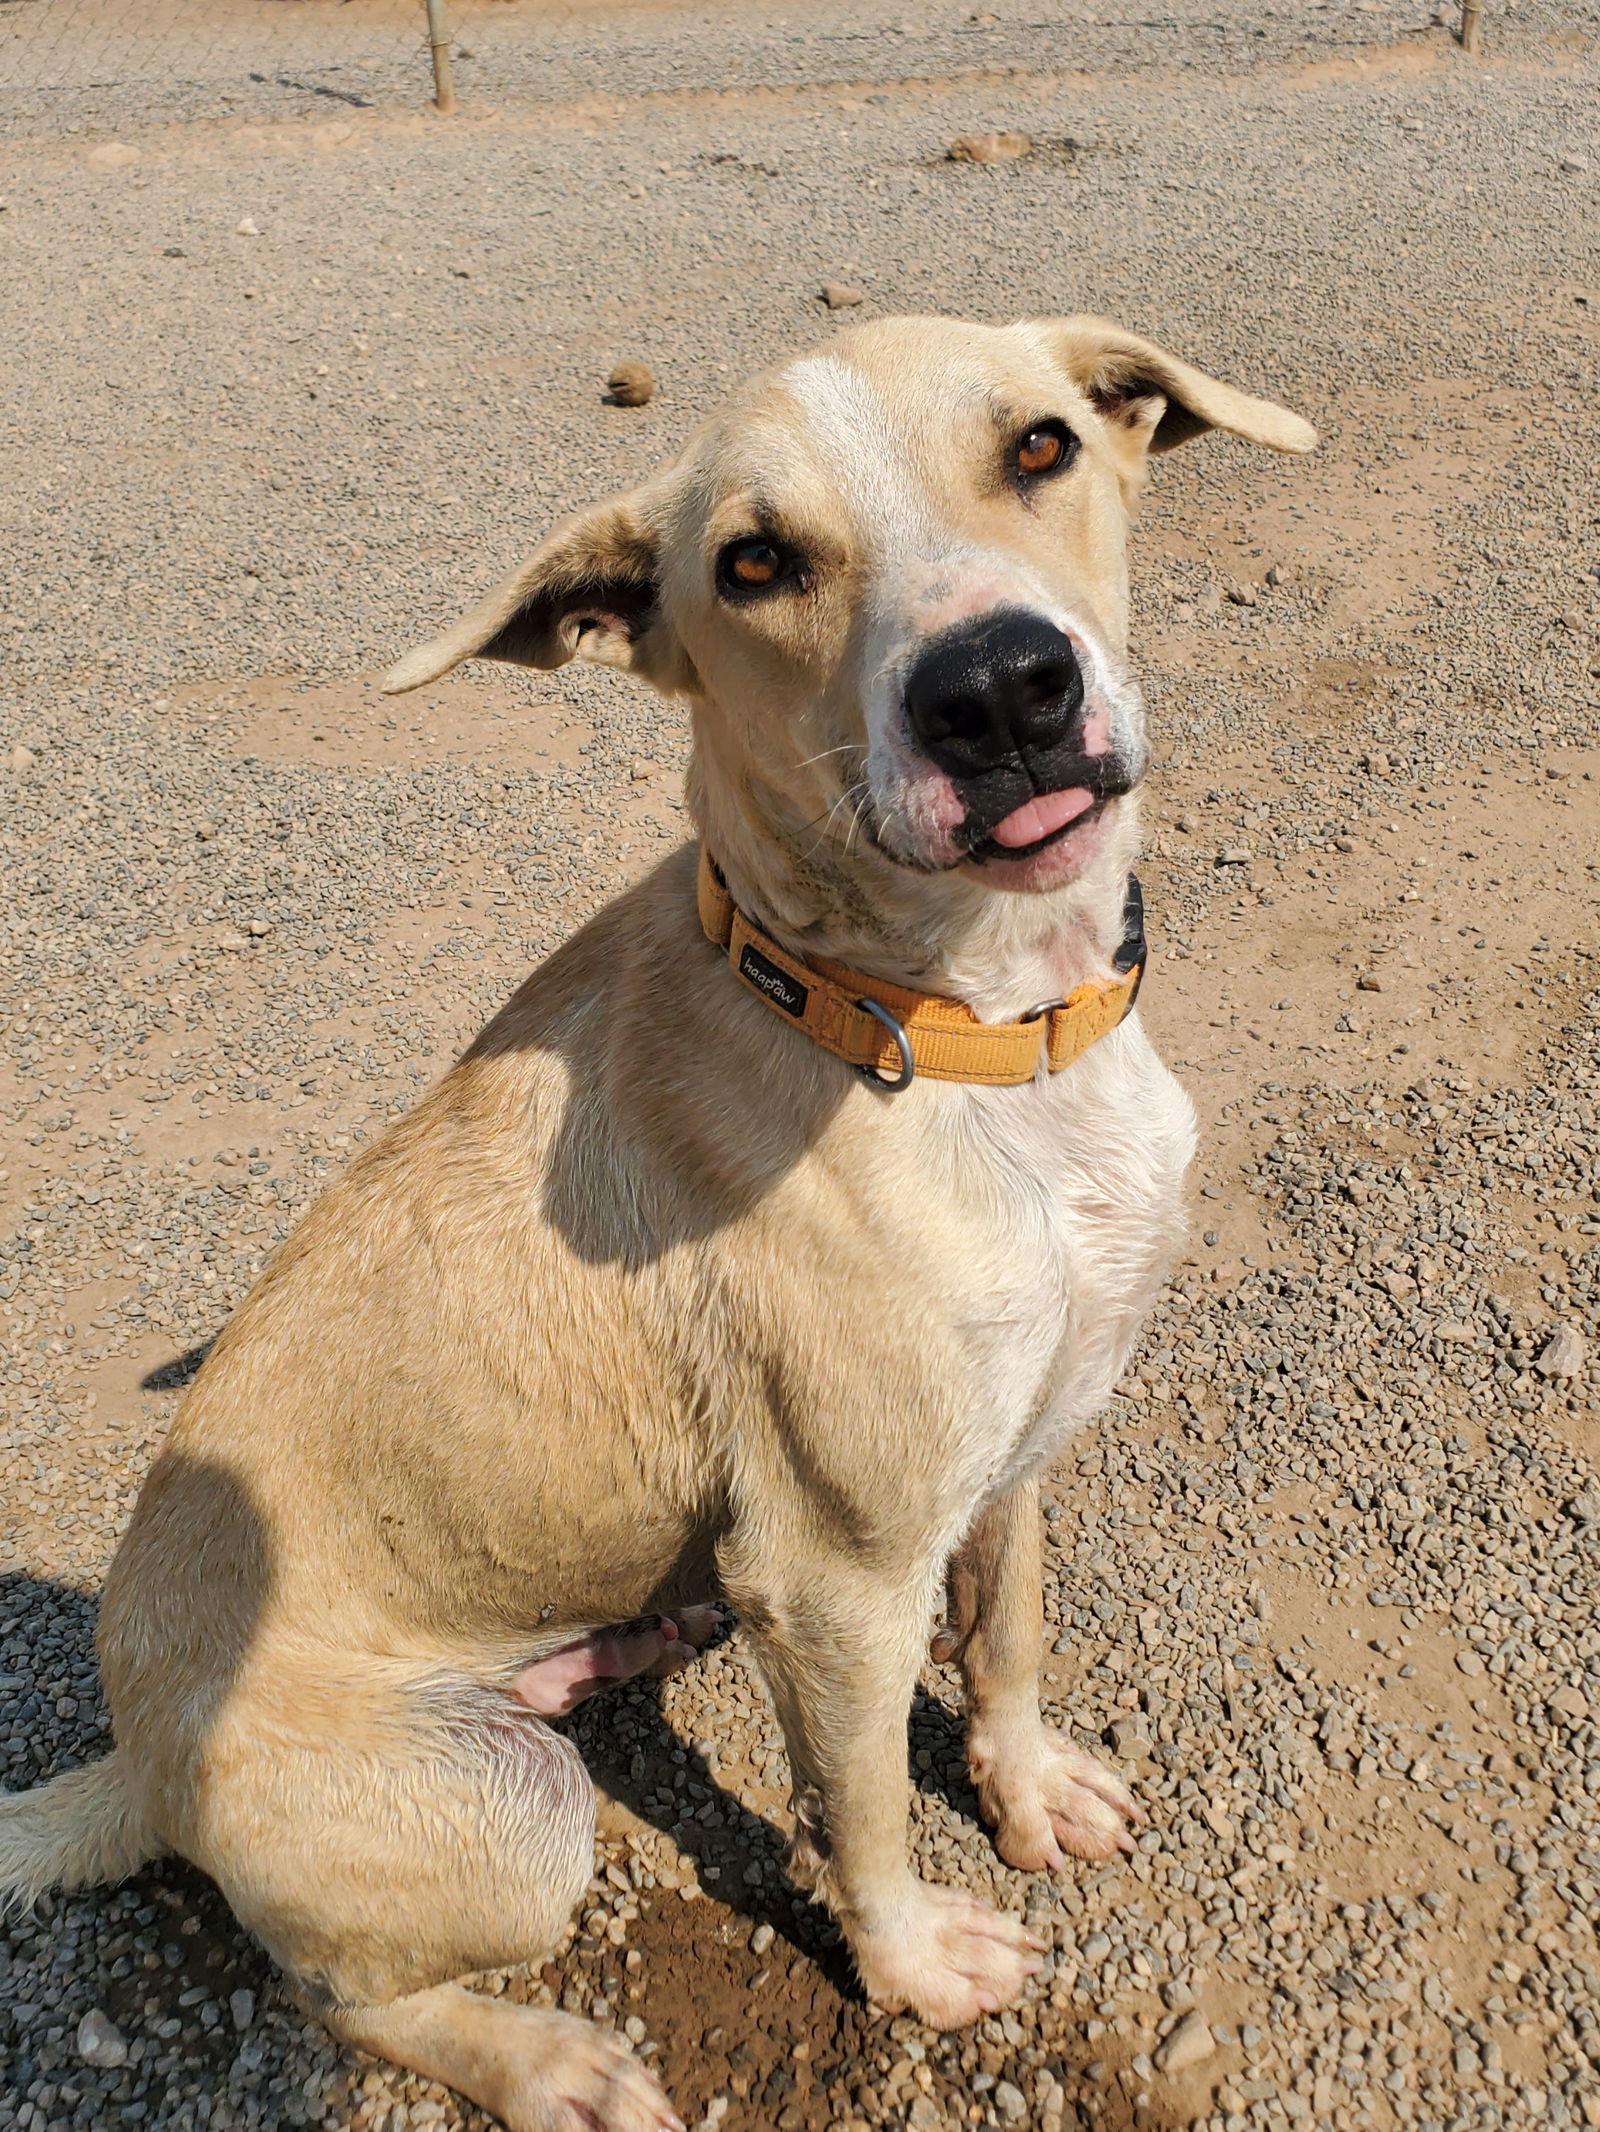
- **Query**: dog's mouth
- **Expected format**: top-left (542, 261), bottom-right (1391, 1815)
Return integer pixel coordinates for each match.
top-left (955, 750), bottom-right (1137, 867)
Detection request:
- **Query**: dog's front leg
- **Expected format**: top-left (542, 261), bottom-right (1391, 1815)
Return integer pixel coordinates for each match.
top-left (946, 1480), bottom-right (1141, 1870)
top-left (729, 1550), bottom-right (1044, 2028)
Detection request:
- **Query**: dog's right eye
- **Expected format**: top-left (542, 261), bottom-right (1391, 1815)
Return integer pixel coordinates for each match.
top-left (716, 536), bottom-right (800, 598)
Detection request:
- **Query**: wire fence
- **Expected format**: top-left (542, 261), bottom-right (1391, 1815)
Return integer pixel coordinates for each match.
top-left (2, 0), bottom-right (1494, 138)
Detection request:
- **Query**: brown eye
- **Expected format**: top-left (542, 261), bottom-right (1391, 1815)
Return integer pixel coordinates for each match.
top-left (1012, 420), bottom-right (1077, 483)
top-left (716, 535), bottom-right (799, 597)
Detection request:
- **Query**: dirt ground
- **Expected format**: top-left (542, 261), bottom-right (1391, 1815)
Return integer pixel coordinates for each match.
top-left (2, 3), bottom-right (1599, 2131)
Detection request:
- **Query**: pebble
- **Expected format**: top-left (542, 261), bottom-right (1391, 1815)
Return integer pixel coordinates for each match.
top-left (607, 359), bottom-right (656, 406)
top-left (1536, 1321), bottom-right (1586, 1378)
top-left (947, 131), bottom-right (1033, 162)
top-left (76, 2008), bottom-right (129, 2068)
top-left (1154, 2008), bottom-right (1215, 2073)
top-left (819, 281), bottom-right (864, 308)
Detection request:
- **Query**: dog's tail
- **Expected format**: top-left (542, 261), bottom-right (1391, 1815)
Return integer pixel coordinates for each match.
top-left (0, 1753), bottom-right (162, 1913)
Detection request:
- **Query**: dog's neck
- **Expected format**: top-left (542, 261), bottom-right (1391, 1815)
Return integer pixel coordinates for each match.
top-left (690, 762), bottom-right (1143, 1024)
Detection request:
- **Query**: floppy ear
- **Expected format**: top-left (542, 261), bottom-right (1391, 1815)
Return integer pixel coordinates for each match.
top-left (1043, 315), bottom-right (1317, 457)
top-left (382, 489), bottom-right (666, 695)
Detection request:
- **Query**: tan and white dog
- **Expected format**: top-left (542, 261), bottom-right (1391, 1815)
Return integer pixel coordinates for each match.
top-left (0, 317), bottom-right (1313, 2132)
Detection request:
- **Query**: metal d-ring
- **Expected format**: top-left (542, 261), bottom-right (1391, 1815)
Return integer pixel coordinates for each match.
top-left (1021, 997), bottom-right (1068, 1023)
top-left (856, 998), bottom-right (915, 1091)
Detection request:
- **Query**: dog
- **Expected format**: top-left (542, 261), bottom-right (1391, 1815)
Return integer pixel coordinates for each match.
top-left (0, 315), bottom-right (1313, 2132)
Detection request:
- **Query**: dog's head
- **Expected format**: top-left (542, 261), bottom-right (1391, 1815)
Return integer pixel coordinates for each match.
top-left (387, 317), bottom-right (1312, 947)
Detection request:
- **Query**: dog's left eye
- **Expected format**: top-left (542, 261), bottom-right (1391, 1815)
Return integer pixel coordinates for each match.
top-left (716, 536), bottom-right (800, 598)
top-left (1012, 420), bottom-right (1078, 483)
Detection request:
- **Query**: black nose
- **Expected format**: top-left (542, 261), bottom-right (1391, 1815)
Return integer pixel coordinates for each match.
top-left (903, 609), bottom-right (1084, 776)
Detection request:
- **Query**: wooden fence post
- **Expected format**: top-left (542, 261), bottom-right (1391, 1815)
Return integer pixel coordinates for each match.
top-left (425, 0), bottom-right (457, 111)
top-left (1460, 1), bottom-right (1483, 53)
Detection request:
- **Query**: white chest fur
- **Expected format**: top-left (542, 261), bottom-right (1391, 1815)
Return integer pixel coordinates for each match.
top-left (879, 1017), bottom-right (1195, 1514)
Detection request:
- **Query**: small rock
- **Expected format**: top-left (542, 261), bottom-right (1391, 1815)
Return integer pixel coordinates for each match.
top-left (749, 1921), bottom-right (775, 1955)
top-left (86, 142), bottom-right (141, 169)
top-left (1154, 2008), bottom-right (1215, 2074)
top-left (245, 918), bottom-right (273, 938)
top-left (236, 216), bottom-right (260, 236)
top-left (1332, 833), bottom-right (1357, 852)
top-left (1225, 583), bottom-right (1258, 607)
top-left (229, 1988), bottom-right (255, 2031)
top-left (630, 760), bottom-right (653, 781)
top-left (1549, 1684), bottom-right (1589, 1722)
top-left (1357, 973), bottom-right (1383, 992)
top-left (1559, 154), bottom-right (1591, 175)
top-left (1536, 1322), bottom-right (1585, 1378)
top-left (819, 282), bottom-right (865, 308)
top-left (9, 742), bottom-right (35, 772)
top-left (1216, 845), bottom-right (1251, 866)
top-left (1383, 1272), bottom-right (1418, 1306)
top-left (607, 360), bottom-right (655, 407)
top-left (1109, 1716), bottom-right (1151, 1758)
top-left (76, 2009), bottom-right (129, 2068)
top-left (992, 2079), bottom-right (1027, 2123)
top-left (624, 2014), bottom-right (648, 2044)
top-left (1456, 1651), bottom-right (1486, 1677)
top-left (948, 131), bottom-right (1033, 163)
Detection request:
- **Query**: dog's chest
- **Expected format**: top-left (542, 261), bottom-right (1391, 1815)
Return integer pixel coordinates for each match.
top-left (884, 1031), bottom-right (1191, 1500)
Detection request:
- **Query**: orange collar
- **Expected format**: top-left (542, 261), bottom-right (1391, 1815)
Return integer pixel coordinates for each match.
top-left (696, 847), bottom-right (1146, 1091)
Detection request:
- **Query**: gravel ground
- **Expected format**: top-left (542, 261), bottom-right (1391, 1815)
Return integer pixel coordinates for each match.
top-left (3, 4), bottom-right (1600, 2130)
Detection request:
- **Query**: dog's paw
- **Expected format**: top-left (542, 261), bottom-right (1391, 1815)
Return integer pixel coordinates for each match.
top-left (851, 1884), bottom-right (1044, 2029)
top-left (494, 2012), bottom-right (682, 2132)
top-left (971, 1728), bottom-right (1141, 1870)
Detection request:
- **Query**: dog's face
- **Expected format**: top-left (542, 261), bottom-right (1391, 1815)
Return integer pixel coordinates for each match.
top-left (388, 316), bottom-right (1313, 903)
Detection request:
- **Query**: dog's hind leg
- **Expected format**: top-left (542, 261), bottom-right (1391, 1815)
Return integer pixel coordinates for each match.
top-left (947, 1480), bottom-right (1140, 1870)
top-left (185, 1667), bottom-right (679, 2132)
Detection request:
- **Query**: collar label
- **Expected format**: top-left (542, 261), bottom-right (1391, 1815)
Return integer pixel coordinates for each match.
top-left (739, 942), bottom-right (808, 1018)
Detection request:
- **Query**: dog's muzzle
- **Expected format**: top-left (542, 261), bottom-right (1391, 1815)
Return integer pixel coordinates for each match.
top-left (901, 608), bottom-right (1137, 859)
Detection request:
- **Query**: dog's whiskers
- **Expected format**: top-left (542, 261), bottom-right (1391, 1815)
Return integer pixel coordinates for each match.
top-left (803, 778), bottom-right (873, 864)
top-left (792, 743), bottom-right (862, 772)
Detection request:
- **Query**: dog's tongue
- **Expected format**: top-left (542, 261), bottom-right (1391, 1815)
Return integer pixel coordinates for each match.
top-left (990, 785), bottom-right (1096, 850)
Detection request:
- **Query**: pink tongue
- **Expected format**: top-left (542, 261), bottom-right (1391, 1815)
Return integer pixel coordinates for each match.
top-left (991, 785), bottom-right (1096, 850)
